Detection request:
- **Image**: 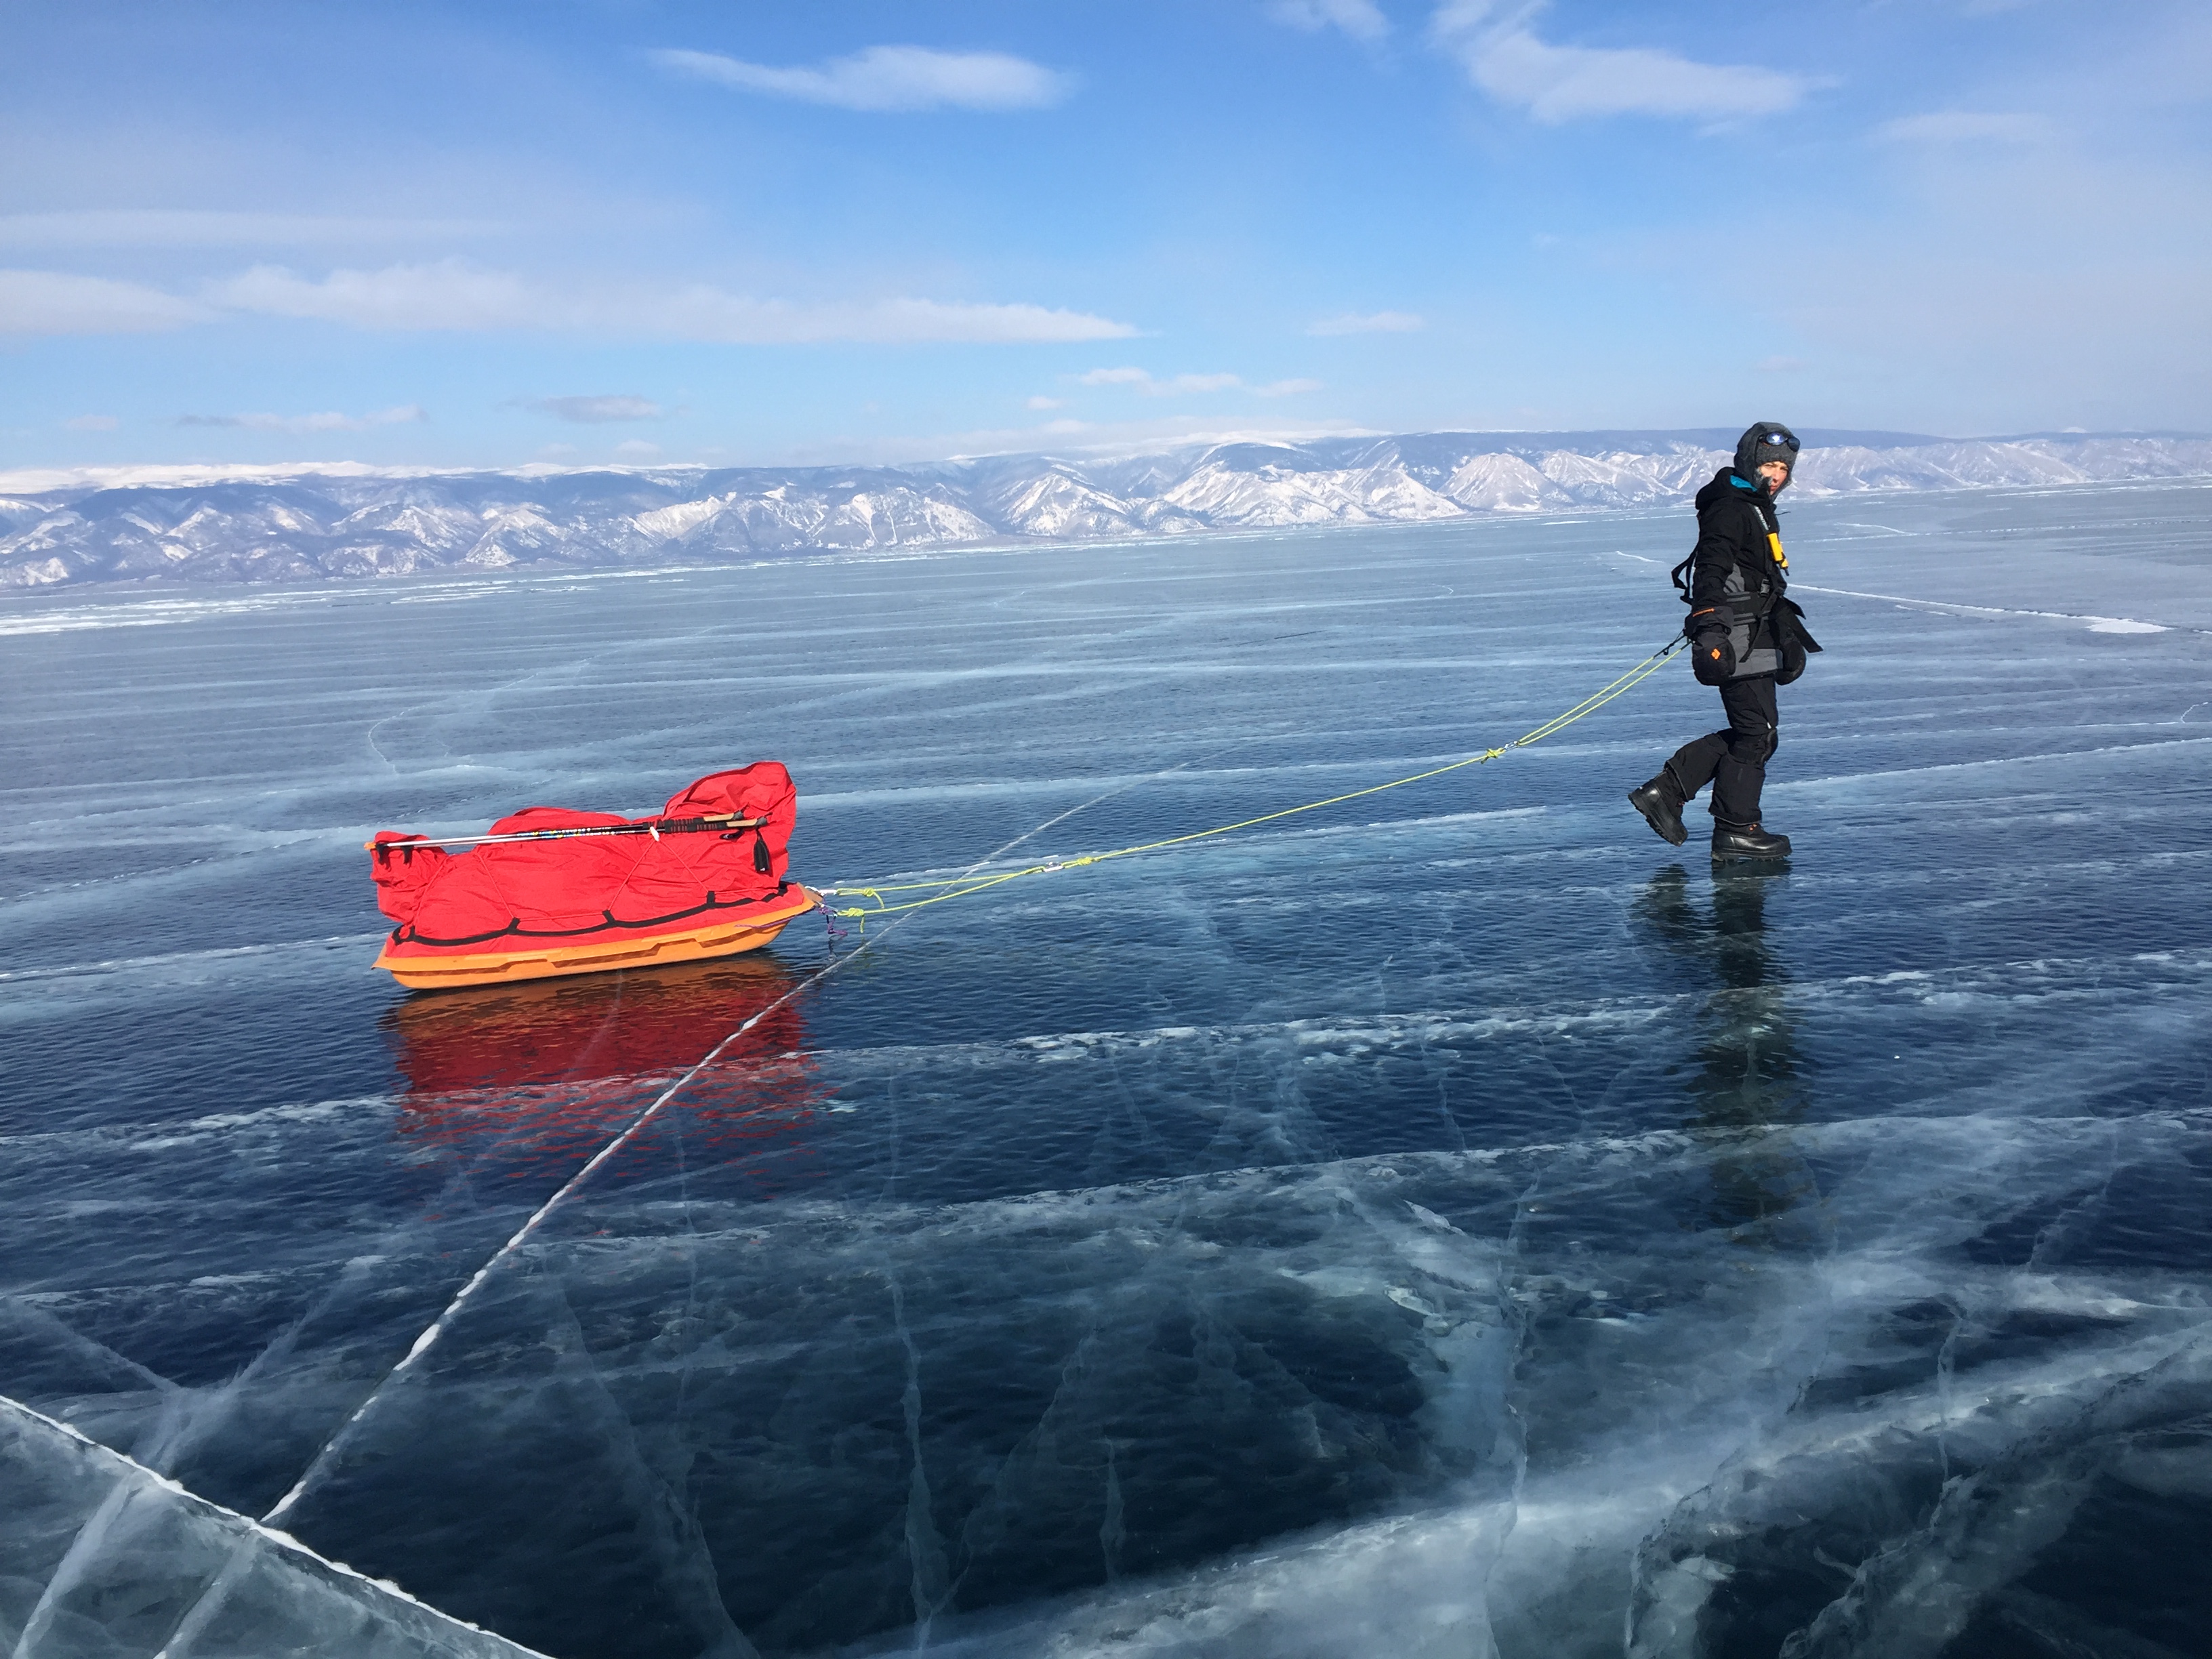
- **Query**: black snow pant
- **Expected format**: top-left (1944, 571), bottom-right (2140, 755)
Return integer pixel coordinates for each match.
top-left (1665, 674), bottom-right (1778, 829)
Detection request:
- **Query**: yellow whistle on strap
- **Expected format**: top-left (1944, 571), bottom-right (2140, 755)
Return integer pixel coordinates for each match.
top-left (1768, 531), bottom-right (1788, 569)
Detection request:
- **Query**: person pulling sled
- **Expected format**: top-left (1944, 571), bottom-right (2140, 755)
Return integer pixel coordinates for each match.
top-left (1630, 422), bottom-right (1820, 862)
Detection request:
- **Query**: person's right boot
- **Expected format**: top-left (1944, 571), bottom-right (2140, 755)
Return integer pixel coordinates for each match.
top-left (1712, 820), bottom-right (1791, 861)
top-left (1628, 769), bottom-right (1689, 846)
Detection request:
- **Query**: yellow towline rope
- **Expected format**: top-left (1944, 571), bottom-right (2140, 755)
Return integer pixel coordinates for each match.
top-left (822, 638), bottom-right (1686, 920)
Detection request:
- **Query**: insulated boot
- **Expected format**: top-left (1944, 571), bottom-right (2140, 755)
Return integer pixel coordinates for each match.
top-left (1712, 821), bottom-right (1791, 862)
top-left (1628, 771), bottom-right (1689, 846)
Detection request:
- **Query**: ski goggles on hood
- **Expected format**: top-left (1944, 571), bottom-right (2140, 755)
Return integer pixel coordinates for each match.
top-left (1735, 420), bottom-right (1802, 478)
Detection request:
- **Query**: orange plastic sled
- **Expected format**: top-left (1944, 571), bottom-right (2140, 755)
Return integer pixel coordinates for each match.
top-left (371, 883), bottom-right (819, 990)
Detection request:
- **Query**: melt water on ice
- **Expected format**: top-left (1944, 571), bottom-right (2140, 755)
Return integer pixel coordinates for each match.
top-left (5, 483), bottom-right (2212, 1659)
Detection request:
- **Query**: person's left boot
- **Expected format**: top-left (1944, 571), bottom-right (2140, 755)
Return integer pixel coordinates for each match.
top-left (1628, 771), bottom-right (1689, 846)
top-left (1712, 821), bottom-right (1791, 861)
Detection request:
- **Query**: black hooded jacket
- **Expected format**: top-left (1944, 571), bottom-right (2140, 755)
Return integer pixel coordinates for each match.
top-left (1677, 466), bottom-right (1816, 681)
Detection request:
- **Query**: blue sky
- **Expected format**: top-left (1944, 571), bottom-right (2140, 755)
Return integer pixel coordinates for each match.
top-left (4, 0), bottom-right (2208, 475)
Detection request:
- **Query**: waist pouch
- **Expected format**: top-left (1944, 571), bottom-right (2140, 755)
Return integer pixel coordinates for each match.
top-left (1775, 597), bottom-right (1821, 685)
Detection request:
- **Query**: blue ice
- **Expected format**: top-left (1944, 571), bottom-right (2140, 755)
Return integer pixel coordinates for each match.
top-left (4, 482), bottom-right (2211, 1656)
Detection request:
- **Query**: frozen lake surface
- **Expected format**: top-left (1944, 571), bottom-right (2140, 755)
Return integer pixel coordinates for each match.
top-left (5, 482), bottom-right (2211, 1658)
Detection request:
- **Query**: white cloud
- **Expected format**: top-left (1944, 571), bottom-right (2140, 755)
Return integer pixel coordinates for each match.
top-left (178, 405), bottom-right (427, 434)
top-left (650, 45), bottom-right (1071, 112)
top-left (1078, 367), bottom-right (1243, 394)
top-left (1268, 0), bottom-right (1391, 42)
top-left (63, 413), bottom-right (120, 431)
top-left (0, 260), bottom-right (1137, 342)
top-left (0, 210), bottom-right (508, 248)
top-left (1432, 1), bottom-right (1809, 123)
top-left (1875, 111), bottom-right (2056, 144)
top-left (1256, 378), bottom-right (1325, 396)
top-left (842, 415), bottom-right (1379, 468)
top-left (0, 269), bottom-right (209, 333)
top-left (1161, 372), bottom-right (1242, 394)
top-left (1307, 309), bottom-right (1424, 335)
top-left (613, 438), bottom-right (661, 457)
top-left (212, 262), bottom-right (546, 330)
top-left (525, 394), bottom-right (663, 423)
top-left (1026, 394), bottom-right (1065, 409)
top-left (205, 261), bottom-right (1137, 343)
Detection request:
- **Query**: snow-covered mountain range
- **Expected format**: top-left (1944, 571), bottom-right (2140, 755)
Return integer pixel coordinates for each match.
top-left (4, 428), bottom-right (2207, 589)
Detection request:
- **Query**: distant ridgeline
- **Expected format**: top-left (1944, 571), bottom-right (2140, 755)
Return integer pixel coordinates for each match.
top-left (4, 428), bottom-right (2209, 588)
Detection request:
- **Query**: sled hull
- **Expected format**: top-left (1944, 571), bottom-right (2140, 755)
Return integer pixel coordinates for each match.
top-left (375, 886), bottom-right (819, 991)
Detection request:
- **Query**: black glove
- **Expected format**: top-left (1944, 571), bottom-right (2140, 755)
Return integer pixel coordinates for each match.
top-left (1686, 605), bottom-right (1735, 685)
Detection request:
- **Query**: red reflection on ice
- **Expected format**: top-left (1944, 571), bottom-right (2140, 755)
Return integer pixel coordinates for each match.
top-left (383, 955), bottom-right (823, 1192)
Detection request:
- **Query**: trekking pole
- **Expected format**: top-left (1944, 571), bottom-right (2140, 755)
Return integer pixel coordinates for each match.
top-left (363, 813), bottom-right (767, 851)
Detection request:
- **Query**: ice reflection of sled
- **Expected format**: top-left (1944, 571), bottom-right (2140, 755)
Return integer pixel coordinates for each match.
top-left (383, 954), bottom-right (823, 1191)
